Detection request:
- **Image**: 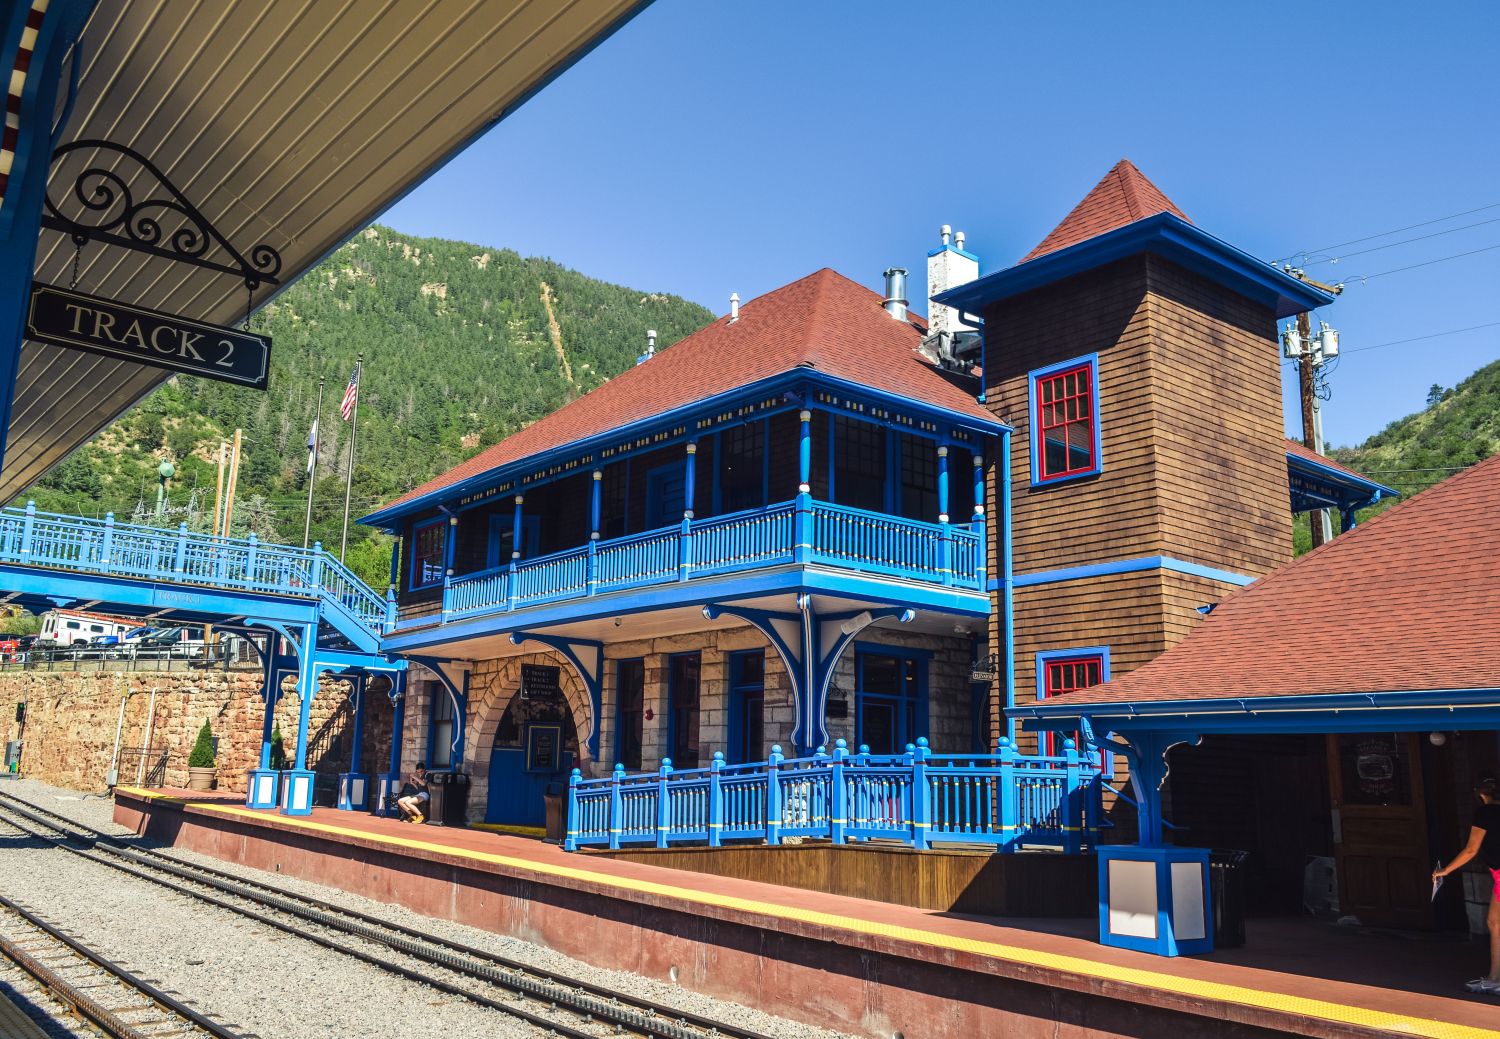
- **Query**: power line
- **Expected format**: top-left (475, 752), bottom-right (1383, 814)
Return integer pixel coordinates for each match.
top-left (1276, 201), bottom-right (1500, 264)
top-left (1344, 319), bottom-right (1500, 354)
top-left (1344, 241), bottom-right (1500, 283)
top-left (1301, 216), bottom-right (1500, 266)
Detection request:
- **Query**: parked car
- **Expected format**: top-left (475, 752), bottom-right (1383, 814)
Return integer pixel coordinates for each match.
top-left (135, 627), bottom-right (205, 658)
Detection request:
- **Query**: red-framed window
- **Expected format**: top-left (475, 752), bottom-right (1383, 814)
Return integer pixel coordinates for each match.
top-left (1041, 654), bottom-right (1104, 756)
top-left (1036, 363), bottom-right (1096, 480)
top-left (1044, 655), bottom-right (1103, 698)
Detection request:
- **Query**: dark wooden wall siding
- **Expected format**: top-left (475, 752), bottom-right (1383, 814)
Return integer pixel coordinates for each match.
top-left (624, 442), bottom-right (682, 532)
top-left (528, 471), bottom-right (590, 556)
top-left (1143, 256), bottom-right (1292, 575)
top-left (767, 409), bottom-right (801, 503)
top-left (1167, 734), bottom-right (1333, 914)
top-left (1160, 569), bottom-right (1243, 646)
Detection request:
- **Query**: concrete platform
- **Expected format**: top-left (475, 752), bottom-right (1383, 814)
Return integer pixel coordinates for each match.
top-left (112, 786), bottom-right (1500, 1039)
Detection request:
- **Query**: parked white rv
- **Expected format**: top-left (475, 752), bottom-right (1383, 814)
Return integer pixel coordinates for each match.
top-left (36, 610), bottom-right (136, 648)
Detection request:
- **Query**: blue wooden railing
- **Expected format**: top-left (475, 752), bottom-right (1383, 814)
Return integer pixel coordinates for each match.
top-left (437, 498), bottom-right (983, 625)
top-left (565, 736), bottom-right (1100, 854)
top-left (0, 502), bottom-right (388, 644)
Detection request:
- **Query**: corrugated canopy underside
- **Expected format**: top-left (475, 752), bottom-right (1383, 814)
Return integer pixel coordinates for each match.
top-left (6, 0), bottom-right (642, 504)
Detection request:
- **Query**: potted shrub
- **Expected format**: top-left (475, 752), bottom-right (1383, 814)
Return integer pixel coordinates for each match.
top-left (186, 719), bottom-right (217, 791)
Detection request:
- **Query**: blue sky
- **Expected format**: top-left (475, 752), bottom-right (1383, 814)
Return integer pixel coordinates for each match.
top-left (384, 1), bottom-right (1500, 449)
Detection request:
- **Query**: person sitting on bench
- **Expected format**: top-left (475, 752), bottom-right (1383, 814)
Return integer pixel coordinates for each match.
top-left (396, 763), bottom-right (429, 823)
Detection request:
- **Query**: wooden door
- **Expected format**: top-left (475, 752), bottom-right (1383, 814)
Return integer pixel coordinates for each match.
top-left (1327, 733), bottom-right (1432, 929)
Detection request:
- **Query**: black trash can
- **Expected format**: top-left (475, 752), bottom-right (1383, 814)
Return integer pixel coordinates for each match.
top-left (543, 783), bottom-right (565, 844)
top-left (424, 773), bottom-right (448, 825)
top-left (1210, 849), bottom-right (1249, 948)
top-left (443, 771), bottom-right (470, 826)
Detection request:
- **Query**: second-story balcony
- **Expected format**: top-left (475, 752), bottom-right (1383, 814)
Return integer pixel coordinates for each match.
top-left (393, 496), bottom-right (985, 636)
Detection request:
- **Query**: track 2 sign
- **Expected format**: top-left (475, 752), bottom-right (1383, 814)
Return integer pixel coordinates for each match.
top-left (26, 283), bottom-right (271, 390)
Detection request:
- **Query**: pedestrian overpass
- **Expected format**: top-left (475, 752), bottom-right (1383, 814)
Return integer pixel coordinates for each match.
top-left (0, 502), bottom-right (405, 816)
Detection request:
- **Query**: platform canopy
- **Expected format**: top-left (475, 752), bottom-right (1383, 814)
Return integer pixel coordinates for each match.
top-left (2, 0), bottom-right (648, 504)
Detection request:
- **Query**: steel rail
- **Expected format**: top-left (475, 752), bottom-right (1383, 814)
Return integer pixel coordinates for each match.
top-left (0, 889), bottom-right (244, 1039)
top-left (0, 793), bottom-right (778, 1039)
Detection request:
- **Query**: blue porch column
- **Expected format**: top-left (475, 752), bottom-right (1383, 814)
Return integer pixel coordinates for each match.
top-left (972, 451), bottom-right (987, 583)
top-left (798, 409), bottom-right (812, 492)
top-left (337, 677), bottom-right (369, 810)
top-left (795, 409), bottom-right (814, 564)
top-left (587, 468), bottom-right (603, 593)
top-left (281, 621), bottom-right (321, 816)
top-left (507, 493), bottom-right (524, 609)
top-left (1096, 730), bottom-right (1213, 956)
top-left (246, 634), bottom-right (290, 809)
top-left (937, 444), bottom-right (953, 585)
top-left (679, 442), bottom-right (696, 579)
top-left (0, 1), bottom-right (95, 480)
top-left (375, 680), bottom-right (407, 816)
top-left (1000, 429), bottom-right (1016, 742)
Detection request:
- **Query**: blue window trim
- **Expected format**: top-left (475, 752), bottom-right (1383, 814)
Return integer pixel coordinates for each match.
top-left (1035, 646), bottom-right (1113, 776)
top-left (853, 642), bottom-right (931, 752)
top-left (726, 649), bottom-right (766, 764)
top-left (612, 657), bottom-right (645, 770)
top-left (1027, 353), bottom-right (1102, 487)
top-left (408, 517), bottom-right (448, 590)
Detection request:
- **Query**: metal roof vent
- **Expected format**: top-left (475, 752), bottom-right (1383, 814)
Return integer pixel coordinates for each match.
top-left (636, 328), bottom-right (658, 365)
top-left (729, 292), bottom-right (740, 323)
top-left (882, 268), bottom-right (908, 321)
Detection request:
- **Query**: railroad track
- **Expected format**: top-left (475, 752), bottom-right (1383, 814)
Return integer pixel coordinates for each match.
top-left (0, 886), bottom-right (246, 1039)
top-left (0, 791), bottom-right (779, 1039)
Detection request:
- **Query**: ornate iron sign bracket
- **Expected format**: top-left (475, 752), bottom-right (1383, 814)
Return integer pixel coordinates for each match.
top-left (39, 139), bottom-right (283, 291)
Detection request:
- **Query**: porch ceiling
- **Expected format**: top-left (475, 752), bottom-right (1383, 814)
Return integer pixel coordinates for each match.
top-left (6, 0), bottom-right (646, 503)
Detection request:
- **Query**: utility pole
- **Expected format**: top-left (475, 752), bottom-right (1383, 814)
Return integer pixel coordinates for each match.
top-left (222, 429), bottom-right (243, 538)
top-left (1283, 270), bottom-right (1344, 548)
top-left (212, 441), bottom-right (226, 537)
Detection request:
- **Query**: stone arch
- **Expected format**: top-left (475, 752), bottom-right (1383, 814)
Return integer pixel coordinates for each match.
top-left (464, 651), bottom-right (595, 822)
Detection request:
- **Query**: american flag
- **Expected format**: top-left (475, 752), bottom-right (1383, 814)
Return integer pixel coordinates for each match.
top-left (339, 365), bottom-right (360, 422)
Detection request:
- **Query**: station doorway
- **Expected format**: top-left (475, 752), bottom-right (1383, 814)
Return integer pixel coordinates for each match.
top-left (485, 687), bottom-right (578, 827)
top-left (1167, 730), bottom-right (1498, 930)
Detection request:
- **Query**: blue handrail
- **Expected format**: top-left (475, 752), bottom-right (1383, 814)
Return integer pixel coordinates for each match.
top-left (439, 497), bottom-right (983, 626)
top-left (565, 736), bottom-right (1103, 853)
top-left (0, 503), bottom-right (387, 643)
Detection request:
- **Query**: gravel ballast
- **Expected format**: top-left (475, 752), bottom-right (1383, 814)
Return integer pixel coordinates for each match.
top-left (0, 779), bottom-right (856, 1039)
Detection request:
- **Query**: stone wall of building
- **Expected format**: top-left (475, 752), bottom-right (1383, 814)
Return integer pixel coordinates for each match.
top-left (391, 622), bottom-right (979, 825)
top-left (0, 666), bottom-right (381, 797)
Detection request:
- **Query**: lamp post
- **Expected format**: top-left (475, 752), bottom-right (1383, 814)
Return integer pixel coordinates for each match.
top-left (154, 461), bottom-right (175, 522)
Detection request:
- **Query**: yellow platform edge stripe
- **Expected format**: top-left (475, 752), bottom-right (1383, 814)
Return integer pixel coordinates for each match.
top-left (115, 788), bottom-right (1498, 1039)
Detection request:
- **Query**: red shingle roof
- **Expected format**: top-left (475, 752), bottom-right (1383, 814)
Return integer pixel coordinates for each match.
top-left (1021, 159), bottom-right (1190, 263)
top-left (377, 268), bottom-right (990, 513)
top-left (1042, 453), bottom-right (1500, 707)
top-left (1284, 438), bottom-right (1383, 487)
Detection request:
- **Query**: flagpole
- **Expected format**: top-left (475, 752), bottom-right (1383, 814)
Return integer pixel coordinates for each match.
top-left (339, 354), bottom-right (362, 563)
top-left (302, 376), bottom-right (325, 549)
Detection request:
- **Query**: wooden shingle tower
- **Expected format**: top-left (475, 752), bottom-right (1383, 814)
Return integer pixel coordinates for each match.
top-left (935, 160), bottom-right (1336, 750)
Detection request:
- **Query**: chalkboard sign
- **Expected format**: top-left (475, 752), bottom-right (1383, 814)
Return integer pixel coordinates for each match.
top-left (520, 664), bottom-right (562, 701)
top-left (526, 724), bottom-right (561, 772)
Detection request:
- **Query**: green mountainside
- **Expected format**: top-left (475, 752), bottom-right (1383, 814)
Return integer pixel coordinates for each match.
top-left (1288, 357), bottom-right (1500, 553)
top-left (27, 225), bottom-right (716, 587)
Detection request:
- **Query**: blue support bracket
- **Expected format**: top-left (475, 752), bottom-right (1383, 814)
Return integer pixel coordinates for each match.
top-left (507, 632), bottom-right (604, 758)
top-left (703, 599), bottom-right (913, 755)
top-left (407, 656), bottom-right (472, 770)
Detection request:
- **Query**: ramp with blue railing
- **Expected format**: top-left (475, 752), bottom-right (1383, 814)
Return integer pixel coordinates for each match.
top-left (0, 503), bottom-right (388, 653)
